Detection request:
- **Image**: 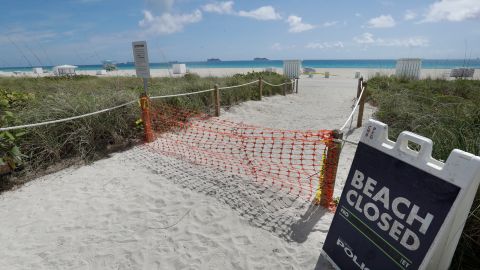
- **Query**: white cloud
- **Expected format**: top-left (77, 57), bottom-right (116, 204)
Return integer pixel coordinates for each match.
top-left (238, 6), bottom-right (281, 20)
top-left (286, 15), bottom-right (314, 33)
top-left (354, 32), bottom-right (375, 44)
top-left (367, 14), bottom-right (396, 28)
top-left (306, 41), bottom-right (344, 49)
top-left (202, 1), bottom-right (234, 14)
top-left (404, 10), bottom-right (417, 21)
top-left (322, 21), bottom-right (338, 27)
top-left (271, 42), bottom-right (295, 51)
top-left (139, 10), bottom-right (202, 34)
top-left (202, 3), bottom-right (284, 23)
top-left (354, 32), bottom-right (428, 47)
top-left (424, 0), bottom-right (480, 22)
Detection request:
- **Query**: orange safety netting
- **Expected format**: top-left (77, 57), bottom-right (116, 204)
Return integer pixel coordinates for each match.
top-left (145, 103), bottom-right (334, 200)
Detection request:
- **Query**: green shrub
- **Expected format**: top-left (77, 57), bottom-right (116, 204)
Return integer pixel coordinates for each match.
top-left (0, 89), bottom-right (32, 171)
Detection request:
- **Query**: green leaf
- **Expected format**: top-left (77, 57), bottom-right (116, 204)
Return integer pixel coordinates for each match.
top-left (4, 131), bottom-right (15, 141)
top-left (0, 158), bottom-right (5, 166)
top-left (4, 111), bottom-right (13, 117)
top-left (10, 146), bottom-right (21, 156)
top-left (15, 131), bottom-right (26, 137)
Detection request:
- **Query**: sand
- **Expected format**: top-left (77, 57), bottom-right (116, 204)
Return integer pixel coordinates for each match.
top-left (0, 71), bottom-right (373, 269)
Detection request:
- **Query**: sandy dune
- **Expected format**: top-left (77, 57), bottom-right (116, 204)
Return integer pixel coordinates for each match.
top-left (0, 74), bottom-right (374, 269)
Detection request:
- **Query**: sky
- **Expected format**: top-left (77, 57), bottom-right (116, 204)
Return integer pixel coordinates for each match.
top-left (0, 0), bottom-right (479, 67)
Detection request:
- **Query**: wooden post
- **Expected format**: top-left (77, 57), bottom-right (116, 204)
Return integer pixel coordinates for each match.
top-left (357, 82), bottom-right (367, 128)
top-left (140, 94), bottom-right (155, 143)
top-left (258, 78), bottom-right (263, 101)
top-left (214, 84), bottom-right (220, 117)
top-left (316, 130), bottom-right (343, 210)
top-left (357, 77), bottom-right (363, 98)
top-left (291, 79), bottom-right (295, 93)
top-left (283, 79), bottom-right (287, 96)
top-left (295, 78), bottom-right (299, 93)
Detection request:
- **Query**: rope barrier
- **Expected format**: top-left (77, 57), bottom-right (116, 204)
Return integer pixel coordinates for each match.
top-left (262, 80), bottom-right (289, 87)
top-left (150, 88), bottom-right (215, 100)
top-left (0, 100), bottom-right (137, 132)
top-left (1, 78), bottom-right (294, 132)
top-left (339, 85), bottom-right (366, 131)
top-left (217, 80), bottom-right (259, 90)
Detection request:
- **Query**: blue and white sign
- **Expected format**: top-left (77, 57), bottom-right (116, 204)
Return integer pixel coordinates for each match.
top-left (322, 120), bottom-right (480, 270)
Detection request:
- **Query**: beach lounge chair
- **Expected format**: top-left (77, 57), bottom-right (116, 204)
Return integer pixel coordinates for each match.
top-left (450, 68), bottom-right (474, 79)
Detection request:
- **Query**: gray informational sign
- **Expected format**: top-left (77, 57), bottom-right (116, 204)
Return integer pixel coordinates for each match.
top-left (132, 41), bottom-right (150, 78)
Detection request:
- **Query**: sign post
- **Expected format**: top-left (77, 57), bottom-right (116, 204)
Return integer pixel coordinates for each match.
top-left (322, 119), bottom-right (480, 270)
top-left (132, 41), bottom-right (155, 143)
top-left (132, 40), bottom-right (151, 94)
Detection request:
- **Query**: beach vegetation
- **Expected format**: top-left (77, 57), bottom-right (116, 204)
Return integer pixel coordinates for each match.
top-left (0, 71), bottom-right (287, 189)
top-left (367, 76), bottom-right (480, 270)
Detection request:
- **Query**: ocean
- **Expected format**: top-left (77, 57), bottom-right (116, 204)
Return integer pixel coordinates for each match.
top-left (1, 59), bottom-right (479, 72)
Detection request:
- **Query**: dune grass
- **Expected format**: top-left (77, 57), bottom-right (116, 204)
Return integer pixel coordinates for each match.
top-left (367, 76), bottom-right (480, 270)
top-left (0, 71), bottom-right (288, 187)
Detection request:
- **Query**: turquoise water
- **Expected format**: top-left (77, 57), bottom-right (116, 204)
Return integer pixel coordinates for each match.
top-left (1, 59), bottom-right (479, 72)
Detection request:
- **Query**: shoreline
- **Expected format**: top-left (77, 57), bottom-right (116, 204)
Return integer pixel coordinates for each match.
top-left (1, 67), bottom-right (479, 80)
top-left (1, 59), bottom-right (479, 72)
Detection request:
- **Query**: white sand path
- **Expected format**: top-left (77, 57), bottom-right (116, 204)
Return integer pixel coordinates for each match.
top-left (0, 74), bottom-right (374, 269)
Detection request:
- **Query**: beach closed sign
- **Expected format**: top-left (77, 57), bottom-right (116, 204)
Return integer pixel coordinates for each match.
top-left (323, 122), bottom-right (462, 270)
top-left (132, 41), bottom-right (150, 78)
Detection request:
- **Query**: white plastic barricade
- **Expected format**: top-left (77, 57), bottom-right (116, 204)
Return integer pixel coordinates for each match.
top-left (283, 60), bottom-right (301, 79)
top-left (172, 64), bottom-right (187, 74)
top-left (396, 58), bottom-right (422, 79)
top-left (322, 119), bottom-right (480, 270)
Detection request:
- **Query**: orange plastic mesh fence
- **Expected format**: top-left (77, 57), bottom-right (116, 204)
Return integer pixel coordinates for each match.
top-left (146, 103), bottom-right (333, 201)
